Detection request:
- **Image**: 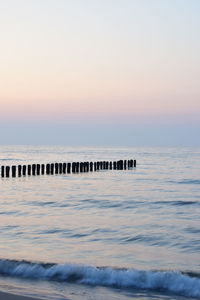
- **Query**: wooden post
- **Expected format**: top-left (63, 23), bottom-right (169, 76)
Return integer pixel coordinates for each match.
top-left (32, 164), bottom-right (36, 175)
top-left (22, 165), bottom-right (26, 176)
top-left (124, 160), bottom-right (127, 170)
top-left (72, 162), bottom-right (76, 173)
top-left (83, 162), bottom-right (87, 172)
top-left (109, 161), bottom-right (112, 170)
top-left (80, 162), bottom-right (83, 172)
top-left (46, 164), bottom-right (50, 175)
top-left (36, 164), bottom-right (40, 175)
top-left (90, 162), bottom-right (93, 172)
top-left (113, 161), bottom-right (117, 170)
top-left (94, 162), bottom-right (97, 171)
top-left (67, 163), bottom-right (71, 173)
top-left (12, 166), bottom-right (16, 177)
top-left (1, 166), bottom-right (5, 177)
top-left (100, 162), bottom-right (103, 169)
top-left (134, 159), bottom-right (136, 167)
top-left (28, 165), bottom-right (31, 176)
top-left (63, 163), bottom-right (66, 174)
top-left (130, 159), bottom-right (133, 168)
top-left (18, 165), bottom-right (22, 177)
top-left (55, 163), bottom-right (58, 174)
top-left (59, 163), bottom-right (63, 174)
top-left (120, 160), bottom-right (123, 170)
top-left (76, 162), bottom-right (79, 173)
top-left (41, 164), bottom-right (45, 175)
top-left (97, 162), bottom-right (100, 170)
top-left (49, 163), bottom-right (54, 175)
top-left (105, 161), bottom-right (109, 169)
top-left (6, 166), bottom-right (10, 177)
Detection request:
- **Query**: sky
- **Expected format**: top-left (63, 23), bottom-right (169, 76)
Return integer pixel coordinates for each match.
top-left (0, 0), bottom-right (200, 146)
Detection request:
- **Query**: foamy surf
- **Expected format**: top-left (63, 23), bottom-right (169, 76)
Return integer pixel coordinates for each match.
top-left (0, 259), bottom-right (199, 298)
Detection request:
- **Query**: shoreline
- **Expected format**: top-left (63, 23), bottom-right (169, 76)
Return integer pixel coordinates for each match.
top-left (0, 291), bottom-right (43, 300)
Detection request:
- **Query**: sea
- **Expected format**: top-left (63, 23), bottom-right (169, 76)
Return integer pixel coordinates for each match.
top-left (0, 146), bottom-right (199, 300)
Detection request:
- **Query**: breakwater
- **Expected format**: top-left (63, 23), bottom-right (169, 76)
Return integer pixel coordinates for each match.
top-left (1, 159), bottom-right (136, 178)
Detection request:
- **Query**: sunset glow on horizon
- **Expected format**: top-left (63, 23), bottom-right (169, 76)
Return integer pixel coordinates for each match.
top-left (0, 0), bottom-right (200, 145)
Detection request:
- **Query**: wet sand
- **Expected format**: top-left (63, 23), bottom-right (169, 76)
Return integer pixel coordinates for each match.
top-left (0, 291), bottom-right (43, 300)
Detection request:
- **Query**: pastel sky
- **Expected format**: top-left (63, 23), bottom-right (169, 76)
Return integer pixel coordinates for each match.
top-left (0, 0), bottom-right (200, 146)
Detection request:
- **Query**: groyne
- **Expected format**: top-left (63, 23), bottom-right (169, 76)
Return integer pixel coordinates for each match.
top-left (1, 159), bottom-right (136, 178)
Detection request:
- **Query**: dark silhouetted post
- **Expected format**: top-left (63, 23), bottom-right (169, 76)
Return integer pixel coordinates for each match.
top-left (63, 163), bottom-right (66, 174)
top-left (59, 163), bottom-right (63, 174)
top-left (72, 162), bottom-right (76, 173)
top-left (6, 166), bottom-right (10, 177)
top-left (50, 163), bottom-right (54, 175)
top-left (100, 162), bottom-right (103, 170)
top-left (1, 166), bottom-right (5, 177)
top-left (41, 164), bottom-right (45, 175)
top-left (36, 164), bottom-right (40, 175)
top-left (67, 163), bottom-right (71, 173)
top-left (94, 162), bottom-right (97, 171)
top-left (18, 165), bottom-right (22, 177)
top-left (124, 160), bottom-right (127, 170)
top-left (76, 162), bottom-right (79, 173)
top-left (90, 162), bottom-right (93, 172)
top-left (55, 163), bottom-right (58, 174)
top-left (80, 162), bottom-right (83, 172)
top-left (46, 164), bottom-right (50, 175)
top-left (22, 165), bottom-right (26, 176)
top-left (32, 164), bottom-right (36, 175)
top-left (12, 166), bottom-right (16, 177)
top-left (97, 162), bottom-right (100, 171)
top-left (134, 160), bottom-right (136, 167)
top-left (113, 161), bottom-right (117, 170)
top-left (28, 165), bottom-right (31, 176)
top-left (109, 161), bottom-right (112, 170)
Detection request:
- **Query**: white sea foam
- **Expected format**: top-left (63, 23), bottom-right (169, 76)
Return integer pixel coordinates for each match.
top-left (0, 259), bottom-right (200, 298)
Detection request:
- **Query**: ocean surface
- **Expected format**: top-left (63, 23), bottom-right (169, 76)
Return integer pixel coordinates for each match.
top-left (0, 146), bottom-right (199, 300)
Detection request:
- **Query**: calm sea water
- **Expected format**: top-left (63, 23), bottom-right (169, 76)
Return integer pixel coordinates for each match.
top-left (0, 146), bottom-right (200, 300)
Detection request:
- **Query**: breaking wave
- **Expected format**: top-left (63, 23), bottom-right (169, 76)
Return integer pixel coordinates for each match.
top-left (0, 259), bottom-right (200, 298)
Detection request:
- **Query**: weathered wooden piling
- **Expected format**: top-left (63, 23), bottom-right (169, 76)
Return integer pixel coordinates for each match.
top-left (90, 162), bottom-right (93, 172)
top-left (124, 160), bottom-right (127, 170)
top-left (55, 163), bottom-right (59, 174)
top-left (76, 162), bottom-right (79, 173)
top-left (36, 164), bottom-right (40, 175)
top-left (6, 166), bottom-right (10, 177)
top-left (1, 166), bottom-right (5, 178)
top-left (28, 165), bottom-right (31, 176)
top-left (63, 163), bottom-right (66, 174)
top-left (41, 164), bottom-right (45, 175)
top-left (94, 162), bottom-right (97, 171)
top-left (18, 165), bottom-right (22, 177)
top-left (32, 164), bottom-right (36, 176)
top-left (113, 161), bottom-right (117, 170)
top-left (134, 159), bottom-right (136, 167)
top-left (80, 162), bottom-right (83, 172)
top-left (72, 162), bottom-right (76, 173)
top-left (12, 166), bottom-right (16, 177)
top-left (67, 163), bottom-right (71, 173)
top-left (59, 163), bottom-right (63, 174)
top-left (50, 163), bottom-right (54, 175)
top-left (23, 165), bottom-right (26, 176)
top-left (97, 162), bottom-right (100, 170)
top-left (109, 161), bottom-right (112, 169)
top-left (46, 164), bottom-right (50, 175)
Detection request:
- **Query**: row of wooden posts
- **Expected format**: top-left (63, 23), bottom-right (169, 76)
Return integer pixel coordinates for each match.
top-left (0, 159), bottom-right (136, 178)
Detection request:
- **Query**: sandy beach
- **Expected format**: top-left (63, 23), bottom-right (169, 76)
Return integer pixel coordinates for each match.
top-left (0, 291), bottom-right (42, 300)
